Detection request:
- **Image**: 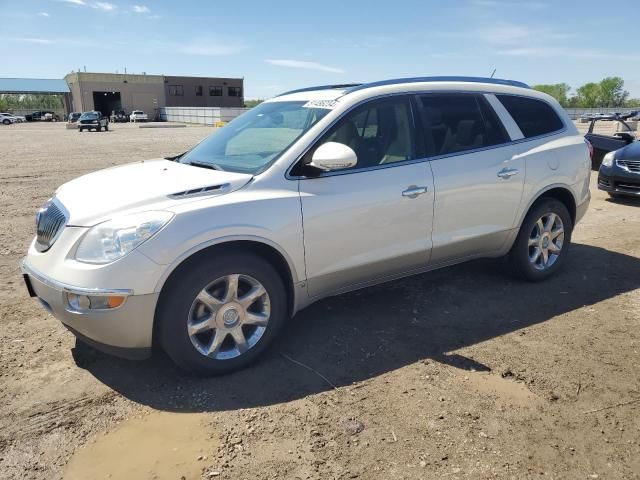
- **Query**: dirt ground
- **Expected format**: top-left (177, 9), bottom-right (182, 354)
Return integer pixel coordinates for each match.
top-left (0, 122), bottom-right (639, 480)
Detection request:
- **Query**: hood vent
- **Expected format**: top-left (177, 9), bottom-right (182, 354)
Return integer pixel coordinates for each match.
top-left (169, 183), bottom-right (230, 199)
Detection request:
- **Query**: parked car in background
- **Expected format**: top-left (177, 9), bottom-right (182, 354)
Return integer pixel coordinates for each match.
top-left (26, 111), bottom-right (60, 122)
top-left (21, 76), bottom-right (591, 375)
top-left (130, 110), bottom-right (148, 122)
top-left (66, 112), bottom-right (82, 129)
top-left (584, 114), bottom-right (636, 169)
top-left (598, 141), bottom-right (640, 198)
top-left (0, 112), bottom-right (26, 123)
top-left (0, 113), bottom-right (16, 125)
top-left (111, 110), bottom-right (129, 123)
top-left (78, 111), bottom-right (109, 132)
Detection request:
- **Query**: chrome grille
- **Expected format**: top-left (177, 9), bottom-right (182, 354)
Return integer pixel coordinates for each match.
top-left (35, 200), bottom-right (67, 252)
top-left (617, 159), bottom-right (640, 174)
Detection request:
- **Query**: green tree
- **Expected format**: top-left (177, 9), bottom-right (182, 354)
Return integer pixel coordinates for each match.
top-left (532, 83), bottom-right (571, 106)
top-left (598, 77), bottom-right (628, 107)
top-left (626, 98), bottom-right (640, 108)
top-left (243, 99), bottom-right (264, 108)
top-left (575, 83), bottom-right (601, 108)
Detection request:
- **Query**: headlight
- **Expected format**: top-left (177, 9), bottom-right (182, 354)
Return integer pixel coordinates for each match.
top-left (75, 211), bottom-right (174, 264)
top-left (601, 152), bottom-right (615, 167)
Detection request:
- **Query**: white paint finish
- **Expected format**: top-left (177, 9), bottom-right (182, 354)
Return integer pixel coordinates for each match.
top-left (56, 159), bottom-right (252, 226)
top-left (299, 162), bottom-right (434, 297)
top-left (429, 142), bottom-right (525, 263)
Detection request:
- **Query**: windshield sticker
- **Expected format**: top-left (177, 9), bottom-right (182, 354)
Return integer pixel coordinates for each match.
top-left (303, 100), bottom-right (338, 109)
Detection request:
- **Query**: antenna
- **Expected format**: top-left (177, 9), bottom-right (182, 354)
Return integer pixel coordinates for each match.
top-left (490, 68), bottom-right (496, 78)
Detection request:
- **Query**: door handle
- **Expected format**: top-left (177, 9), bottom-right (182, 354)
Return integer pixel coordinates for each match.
top-left (497, 168), bottom-right (519, 179)
top-left (402, 185), bottom-right (428, 198)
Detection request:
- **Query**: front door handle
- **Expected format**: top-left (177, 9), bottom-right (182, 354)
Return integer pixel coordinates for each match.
top-left (402, 185), bottom-right (428, 198)
top-left (497, 168), bottom-right (519, 179)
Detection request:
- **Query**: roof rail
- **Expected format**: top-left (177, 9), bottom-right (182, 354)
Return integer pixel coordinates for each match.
top-left (343, 76), bottom-right (530, 94)
top-left (276, 83), bottom-right (362, 97)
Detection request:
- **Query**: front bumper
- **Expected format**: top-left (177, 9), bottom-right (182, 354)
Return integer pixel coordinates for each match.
top-left (21, 260), bottom-right (158, 359)
top-left (598, 167), bottom-right (640, 196)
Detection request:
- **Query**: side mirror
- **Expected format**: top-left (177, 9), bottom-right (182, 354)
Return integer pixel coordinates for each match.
top-left (309, 142), bottom-right (358, 172)
top-left (614, 132), bottom-right (635, 144)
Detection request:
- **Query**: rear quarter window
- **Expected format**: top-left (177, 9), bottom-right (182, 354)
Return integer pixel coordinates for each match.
top-left (496, 95), bottom-right (564, 138)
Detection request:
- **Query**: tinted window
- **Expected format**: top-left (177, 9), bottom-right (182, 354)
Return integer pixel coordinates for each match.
top-left (209, 86), bottom-right (222, 96)
top-left (228, 86), bottom-right (242, 97)
top-left (195, 85), bottom-right (203, 96)
top-left (417, 94), bottom-right (509, 156)
top-left (169, 85), bottom-right (183, 96)
top-left (496, 95), bottom-right (563, 138)
top-left (308, 96), bottom-right (415, 171)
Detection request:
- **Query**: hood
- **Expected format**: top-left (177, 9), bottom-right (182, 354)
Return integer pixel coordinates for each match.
top-left (56, 159), bottom-right (252, 226)
top-left (615, 140), bottom-right (640, 160)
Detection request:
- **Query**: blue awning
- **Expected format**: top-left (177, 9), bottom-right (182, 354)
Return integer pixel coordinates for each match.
top-left (0, 78), bottom-right (70, 94)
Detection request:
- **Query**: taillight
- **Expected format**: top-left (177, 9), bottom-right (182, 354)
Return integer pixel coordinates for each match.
top-left (585, 139), bottom-right (594, 159)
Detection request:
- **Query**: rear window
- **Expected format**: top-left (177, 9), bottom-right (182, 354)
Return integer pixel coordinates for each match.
top-left (417, 93), bottom-right (509, 156)
top-left (496, 95), bottom-right (564, 138)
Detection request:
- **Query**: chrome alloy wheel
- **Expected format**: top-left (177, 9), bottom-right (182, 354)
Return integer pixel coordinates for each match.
top-left (528, 213), bottom-right (565, 271)
top-left (187, 274), bottom-right (271, 360)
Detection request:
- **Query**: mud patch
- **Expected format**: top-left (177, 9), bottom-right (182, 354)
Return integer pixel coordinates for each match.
top-left (462, 372), bottom-right (541, 407)
top-left (64, 411), bottom-right (216, 480)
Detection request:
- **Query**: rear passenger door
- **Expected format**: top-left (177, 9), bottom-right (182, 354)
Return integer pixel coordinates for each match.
top-left (416, 93), bottom-right (524, 264)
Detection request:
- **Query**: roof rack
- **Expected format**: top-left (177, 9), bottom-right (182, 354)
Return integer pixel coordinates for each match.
top-left (343, 76), bottom-right (530, 94)
top-left (276, 84), bottom-right (362, 97)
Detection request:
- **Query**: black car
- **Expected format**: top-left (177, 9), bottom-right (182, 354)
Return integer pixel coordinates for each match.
top-left (598, 141), bottom-right (640, 199)
top-left (25, 110), bottom-right (60, 122)
top-left (584, 114), bottom-right (636, 169)
top-left (78, 111), bottom-right (109, 132)
top-left (110, 110), bottom-right (129, 123)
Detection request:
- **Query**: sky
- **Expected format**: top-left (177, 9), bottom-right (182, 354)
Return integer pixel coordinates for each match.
top-left (0, 0), bottom-right (639, 99)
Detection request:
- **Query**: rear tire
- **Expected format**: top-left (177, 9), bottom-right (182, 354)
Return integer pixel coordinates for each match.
top-left (96, 126), bottom-right (102, 132)
top-left (157, 252), bottom-right (288, 375)
top-left (79, 128), bottom-right (83, 132)
top-left (509, 198), bottom-right (572, 282)
top-left (2, 119), bottom-right (10, 125)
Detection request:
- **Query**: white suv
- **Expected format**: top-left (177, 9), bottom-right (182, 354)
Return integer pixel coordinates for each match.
top-left (22, 77), bottom-right (591, 374)
top-left (130, 110), bottom-right (148, 122)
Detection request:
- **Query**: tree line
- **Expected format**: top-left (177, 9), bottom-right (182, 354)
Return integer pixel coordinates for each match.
top-left (0, 94), bottom-right (65, 112)
top-left (533, 77), bottom-right (639, 108)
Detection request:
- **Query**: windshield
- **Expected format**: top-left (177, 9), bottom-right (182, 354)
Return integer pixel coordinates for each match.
top-left (179, 101), bottom-right (331, 174)
top-left (80, 112), bottom-right (98, 120)
top-left (133, 111), bottom-right (144, 114)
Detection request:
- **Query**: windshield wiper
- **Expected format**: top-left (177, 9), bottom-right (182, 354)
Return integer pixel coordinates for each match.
top-left (189, 161), bottom-right (225, 171)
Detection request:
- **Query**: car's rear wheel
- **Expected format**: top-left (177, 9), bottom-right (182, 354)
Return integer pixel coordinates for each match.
top-left (79, 128), bottom-right (83, 132)
top-left (96, 125), bottom-right (102, 132)
top-left (509, 198), bottom-right (572, 281)
top-left (157, 252), bottom-right (287, 375)
top-left (2, 119), bottom-right (10, 125)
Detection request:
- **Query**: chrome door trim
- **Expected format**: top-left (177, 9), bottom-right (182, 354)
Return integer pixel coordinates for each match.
top-left (284, 90), bottom-right (568, 180)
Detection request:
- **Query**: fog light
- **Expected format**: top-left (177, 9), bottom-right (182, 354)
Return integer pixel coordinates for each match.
top-left (66, 293), bottom-right (126, 311)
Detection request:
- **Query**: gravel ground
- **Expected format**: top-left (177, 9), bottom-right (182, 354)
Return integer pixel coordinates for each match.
top-left (0, 122), bottom-right (639, 480)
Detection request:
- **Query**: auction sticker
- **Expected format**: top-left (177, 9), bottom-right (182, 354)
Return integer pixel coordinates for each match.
top-left (302, 100), bottom-right (338, 109)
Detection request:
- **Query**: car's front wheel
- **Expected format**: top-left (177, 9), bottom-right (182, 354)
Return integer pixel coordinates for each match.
top-left (157, 252), bottom-right (287, 375)
top-left (2, 119), bottom-right (10, 125)
top-left (509, 198), bottom-right (572, 281)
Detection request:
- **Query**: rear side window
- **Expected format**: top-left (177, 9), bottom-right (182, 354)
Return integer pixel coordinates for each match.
top-left (417, 94), bottom-right (509, 156)
top-left (496, 95), bottom-right (564, 138)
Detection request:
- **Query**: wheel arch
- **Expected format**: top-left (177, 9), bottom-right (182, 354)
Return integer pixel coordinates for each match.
top-left (152, 237), bottom-right (299, 346)
top-left (518, 184), bottom-right (577, 227)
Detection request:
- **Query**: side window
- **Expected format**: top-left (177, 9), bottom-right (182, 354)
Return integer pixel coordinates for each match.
top-left (417, 94), bottom-right (509, 156)
top-left (309, 97), bottom-right (415, 171)
top-left (496, 95), bottom-right (564, 138)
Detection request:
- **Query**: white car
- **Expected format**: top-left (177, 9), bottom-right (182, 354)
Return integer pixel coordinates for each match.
top-left (0, 112), bottom-right (25, 123)
top-left (0, 114), bottom-right (16, 125)
top-left (22, 76), bottom-right (591, 375)
top-left (130, 110), bottom-right (148, 122)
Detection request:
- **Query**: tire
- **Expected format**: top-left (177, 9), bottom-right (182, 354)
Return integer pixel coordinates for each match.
top-left (509, 198), bottom-right (573, 282)
top-left (105, 124), bottom-right (109, 132)
top-left (96, 126), bottom-right (102, 132)
top-left (2, 119), bottom-right (10, 125)
top-left (79, 128), bottom-right (83, 132)
top-left (157, 252), bottom-right (287, 375)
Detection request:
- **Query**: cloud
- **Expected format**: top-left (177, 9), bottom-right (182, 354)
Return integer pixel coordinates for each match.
top-left (11, 37), bottom-right (56, 44)
top-left (92, 2), bottom-right (116, 11)
top-left (470, 0), bottom-right (546, 8)
top-left (265, 59), bottom-right (344, 74)
top-left (58, 0), bottom-right (86, 5)
top-left (132, 5), bottom-right (149, 13)
top-left (38, 12), bottom-right (51, 17)
top-left (498, 47), bottom-right (640, 61)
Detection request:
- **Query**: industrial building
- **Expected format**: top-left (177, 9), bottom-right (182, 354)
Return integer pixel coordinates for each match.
top-left (65, 72), bottom-right (244, 118)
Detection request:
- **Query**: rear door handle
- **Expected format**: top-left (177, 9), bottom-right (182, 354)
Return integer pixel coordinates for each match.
top-left (402, 185), bottom-right (428, 198)
top-left (497, 168), bottom-right (519, 179)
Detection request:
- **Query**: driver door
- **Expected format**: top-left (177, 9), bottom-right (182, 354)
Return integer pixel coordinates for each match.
top-left (297, 96), bottom-right (435, 298)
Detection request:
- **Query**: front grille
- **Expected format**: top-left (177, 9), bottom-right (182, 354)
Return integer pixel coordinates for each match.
top-left (616, 182), bottom-right (640, 192)
top-left (35, 200), bottom-right (67, 252)
top-left (617, 159), bottom-right (640, 173)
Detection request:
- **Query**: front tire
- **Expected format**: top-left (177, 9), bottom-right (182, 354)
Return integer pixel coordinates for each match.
top-left (2, 119), bottom-right (10, 125)
top-left (157, 252), bottom-right (287, 375)
top-left (509, 198), bottom-right (572, 282)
